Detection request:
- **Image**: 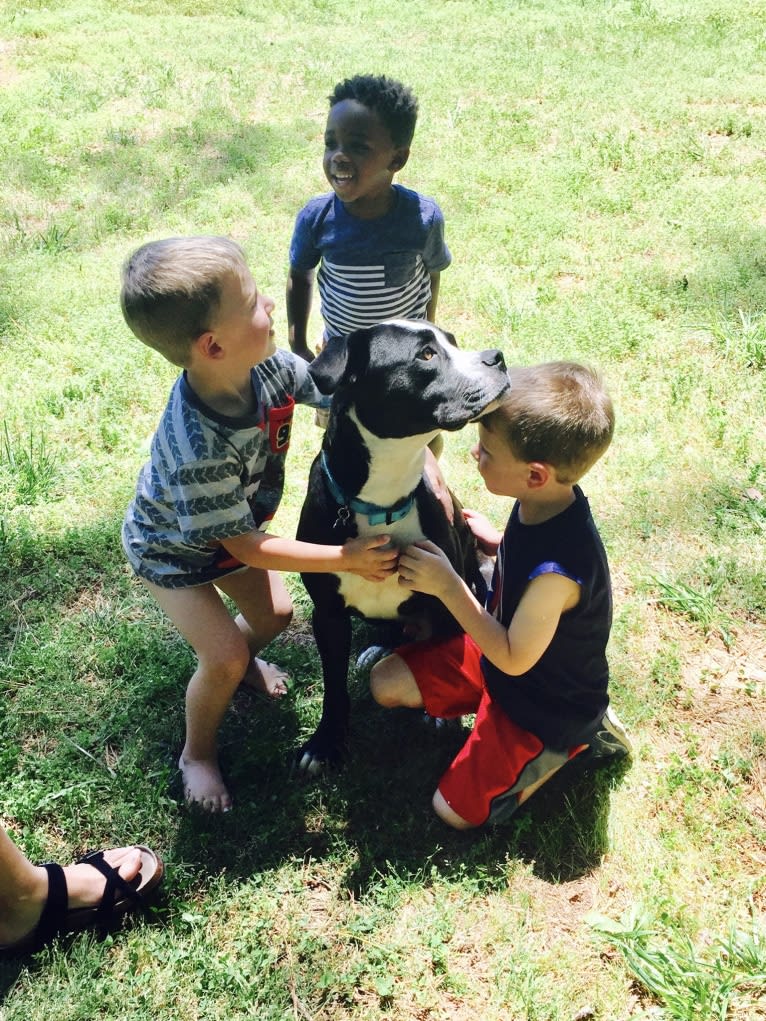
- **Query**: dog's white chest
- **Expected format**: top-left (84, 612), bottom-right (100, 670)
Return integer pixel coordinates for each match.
top-left (336, 506), bottom-right (424, 619)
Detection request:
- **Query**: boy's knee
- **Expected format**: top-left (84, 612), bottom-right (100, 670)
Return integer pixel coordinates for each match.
top-left (369, 657), bottom-right (401, 707)
top-left (261, 595), bottom-right (293, 644)
top-left (371, 657), bottom-right (414, 706)
top-left (273, 600), bottom-right (293, 634)
top-left (432, 789), bottom-right (476, 830)
top-left (371, 653), bottom-right (423, 709)
top-left (202, 637), bottom-right (251, 687)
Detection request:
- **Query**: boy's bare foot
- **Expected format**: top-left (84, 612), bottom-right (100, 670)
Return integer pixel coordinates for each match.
top-left (240, 658), bottom-right (289, 698)
top-left (179, 754), bottom-right (232, 813)
top-left (0, 847), bottom-right (143, 947)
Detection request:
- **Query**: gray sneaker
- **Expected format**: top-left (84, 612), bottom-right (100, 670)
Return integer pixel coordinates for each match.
top-left (355, 645), bottom-right (393, 672)
top-left (588, 707), bottom-right (633, 760)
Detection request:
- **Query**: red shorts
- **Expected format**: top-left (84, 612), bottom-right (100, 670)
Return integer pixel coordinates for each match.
top-left (397, 633), bottom-right (585, 826)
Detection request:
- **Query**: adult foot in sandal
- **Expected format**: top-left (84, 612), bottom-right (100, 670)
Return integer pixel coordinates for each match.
top-left (0, 828), bottom-right (164, 955)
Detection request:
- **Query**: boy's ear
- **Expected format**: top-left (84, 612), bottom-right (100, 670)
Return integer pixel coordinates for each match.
top-left (390, 146), bottom-right (410, 172)
top-left (193, 331), bottom-right (224, 360)
top-left (527, 462), bottom-right (551, 489)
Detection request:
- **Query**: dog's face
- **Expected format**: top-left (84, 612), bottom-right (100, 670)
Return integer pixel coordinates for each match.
top-left (308, 320), bottom-right (509, 439)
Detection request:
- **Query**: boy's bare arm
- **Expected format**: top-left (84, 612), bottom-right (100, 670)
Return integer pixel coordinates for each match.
top-left (426, 271), bottom-right (441, 322)
top-left (222, 529), bottom-right (398, 581)
top-left (503, 574), bottom-right (580, 673)
top-left (286, 267), bottom-right (315, 360)
top-left (397, 541), bottom-right (579, 674)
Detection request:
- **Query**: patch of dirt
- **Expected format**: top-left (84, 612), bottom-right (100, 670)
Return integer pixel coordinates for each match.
top-left (680, 637), bottom-right (766, 695)
top-left (299, 878), bottom-right (338, 934)
top-left (555, 272), bottom-right (587, 293)
top-left (648, 632), bottom-right (766, 849)
top-left (276, 616), bottom-right (316, 646)
top-left (0, 41), bottom-right (21, 88)
top-left (510, 870), bottom-right (633, 945)
top-left (64, 582), bottom-right (109, 616)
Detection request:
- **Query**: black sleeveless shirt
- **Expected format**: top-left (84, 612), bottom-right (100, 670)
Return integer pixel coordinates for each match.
top-left (482, 486), bottom-right (612, 749)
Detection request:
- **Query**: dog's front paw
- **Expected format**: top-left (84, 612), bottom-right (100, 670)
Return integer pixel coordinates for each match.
top-left (295, 721), bottom-right (348, 777)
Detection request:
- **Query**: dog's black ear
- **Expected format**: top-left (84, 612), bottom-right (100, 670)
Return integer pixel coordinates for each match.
top-left (308, 334), bottom-right (349, 394)
top-left (307, 328), bottom-right (372, 393)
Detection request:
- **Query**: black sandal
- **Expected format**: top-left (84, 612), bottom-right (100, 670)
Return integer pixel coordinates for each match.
top-left (0, 845), bottom-right (164, 956)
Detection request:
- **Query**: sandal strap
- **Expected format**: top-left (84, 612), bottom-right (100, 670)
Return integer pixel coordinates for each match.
top-left (33, 862), bottom-right (68, 947)
top-left (77, 850), bottom-right (145, 924)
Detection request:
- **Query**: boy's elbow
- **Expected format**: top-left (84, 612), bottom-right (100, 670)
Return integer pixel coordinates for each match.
top-left (507, 650), bottom-right (544, 676)
top-left (491, 645), bottom-right (537, 677)
top-left (493, 654), bottom-right (524, 677)
top-left (288, 267), bottom-right (314, 288)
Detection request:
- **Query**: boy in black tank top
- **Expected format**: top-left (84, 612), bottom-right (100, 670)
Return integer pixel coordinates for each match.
top-left (370, 362), bottom-right (632, 828)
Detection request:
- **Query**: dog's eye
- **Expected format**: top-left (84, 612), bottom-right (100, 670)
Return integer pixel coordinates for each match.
top-left (419, 346), bottom-right (436, 361)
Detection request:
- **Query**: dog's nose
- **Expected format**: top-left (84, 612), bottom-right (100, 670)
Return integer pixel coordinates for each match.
top-left (480, 349), bottom-right (506, 368)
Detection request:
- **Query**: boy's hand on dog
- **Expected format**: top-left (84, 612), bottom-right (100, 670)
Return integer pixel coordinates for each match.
top-left (341, 534), bottom-right (399, 581)
top-left (462, 509), bottom-right (502, 555)
top-left (398, 540), bottom-right (458, 598)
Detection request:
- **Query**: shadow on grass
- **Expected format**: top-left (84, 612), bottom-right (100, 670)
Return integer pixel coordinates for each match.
top-left (13, 108), bottom-right (314, 256)
top-left (1, 524), bottom-right (630, 996)
top-left (169, 619), bottom-right (632, 897)
top-left (332, 697), bottom-right (631, 893)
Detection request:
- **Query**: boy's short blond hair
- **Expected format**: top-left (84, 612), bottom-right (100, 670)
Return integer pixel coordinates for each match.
top-left (120, 236), bottom-right (248, 367)
top-left (483, 361), bottom-right (614, 484)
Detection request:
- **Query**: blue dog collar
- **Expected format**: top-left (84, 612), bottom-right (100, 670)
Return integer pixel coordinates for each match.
top-left (320, 451), bottom-right (416, 527)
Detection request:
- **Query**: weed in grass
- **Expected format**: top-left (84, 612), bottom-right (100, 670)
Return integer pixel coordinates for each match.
top-left (718, 114), bottom-right (753, 139)
top-left (590, 906), bottom-right (766, 1021)
top-left (709, 307), bottom-right (766, 370)
top-left (630, 0), bottom-right (657, 17)
top-left (669, 362), bottom-right (698, 407)
top-left (0, 421), bottom-right (58, 506)
top-left (649, 564), bottom-right (734, 648)
top-left (714, 746), bottom-right (755, 788)
top-left (711, 477), bottom-right (766, 537)
top-left (35, 221), bottom-right (73, 254)
top-left (0, 516), bottom-right (38, 576)
top-left (595, 127), bottom-right (638, 172)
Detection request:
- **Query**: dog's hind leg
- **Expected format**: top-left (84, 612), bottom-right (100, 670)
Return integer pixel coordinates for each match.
top-left (296, 608), bottom-right (352, 775)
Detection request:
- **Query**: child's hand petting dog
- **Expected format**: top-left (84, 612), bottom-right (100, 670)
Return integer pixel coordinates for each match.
top-left (341, 534), bottom-right (399, 581)
top-left (398, 540), bottom-right (459, 599)
top-left (462, 509), bottom-right (502, 556)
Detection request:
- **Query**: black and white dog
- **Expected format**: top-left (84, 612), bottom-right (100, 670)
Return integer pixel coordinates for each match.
top-left (296, 320), bottom-right (509, 773)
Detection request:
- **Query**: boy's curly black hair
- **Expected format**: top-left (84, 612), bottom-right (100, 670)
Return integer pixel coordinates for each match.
top-left (329, 74), bottom-right (419, 148)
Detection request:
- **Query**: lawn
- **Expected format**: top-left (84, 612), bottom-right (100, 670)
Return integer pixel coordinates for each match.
top-left (1, 1), bottom-right (765, 1018)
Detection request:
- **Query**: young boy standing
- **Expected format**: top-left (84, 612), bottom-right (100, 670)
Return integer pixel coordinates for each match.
top-left (286, 73), bottom-right (451, 362)
top-left (120, 236), bottom-right (398, 813)
top-left (370, 362), bottom-right (632, 829)
top-left (287, 72), bottom-right (453, 504)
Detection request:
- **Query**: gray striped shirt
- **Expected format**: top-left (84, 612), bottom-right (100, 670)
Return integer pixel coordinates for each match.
top-left (122, 350), bottom-right (325, 588)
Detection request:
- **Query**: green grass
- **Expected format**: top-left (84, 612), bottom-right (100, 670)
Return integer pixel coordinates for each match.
top-left (590, 908), bottom-right (766, 1021)
top-left (1, 1), bottom-right (765, 1018)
